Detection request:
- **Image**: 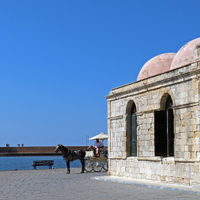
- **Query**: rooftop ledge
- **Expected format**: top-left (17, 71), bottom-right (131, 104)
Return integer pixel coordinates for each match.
top-left (106, 59), bottom-right (200, 100)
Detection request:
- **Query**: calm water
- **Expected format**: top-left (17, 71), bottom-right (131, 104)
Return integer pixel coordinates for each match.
top-left (0, 156), bottom-right (81, 171)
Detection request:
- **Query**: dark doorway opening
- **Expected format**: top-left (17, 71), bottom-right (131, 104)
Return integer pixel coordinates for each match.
top-left (155, 95), bottom-right (174, 157)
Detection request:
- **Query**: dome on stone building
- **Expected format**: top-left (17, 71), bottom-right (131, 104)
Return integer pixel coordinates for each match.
top-left (137, 53), bottom-right (176, 81)
top-left (170, 37), bottom-right (200, 70)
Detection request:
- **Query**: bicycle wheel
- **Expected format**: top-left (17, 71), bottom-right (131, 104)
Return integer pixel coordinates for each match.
top-left (85, 160), bottom-right (93, 172)
top-left (93, 161), bottom-right (102, 172)
top-left (102, 161), bottom-right (108, 171)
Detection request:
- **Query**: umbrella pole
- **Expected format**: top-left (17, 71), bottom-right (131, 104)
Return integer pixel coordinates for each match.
top-left (86, 135), bottom-right (89, 148)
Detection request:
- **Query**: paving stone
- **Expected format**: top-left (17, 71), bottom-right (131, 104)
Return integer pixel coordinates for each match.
top-left (0, 168), bottom-right (199, 199)
top-left (0, 168), bottom-right (200, 200)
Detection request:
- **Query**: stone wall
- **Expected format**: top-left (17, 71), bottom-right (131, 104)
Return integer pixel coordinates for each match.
top-left (106, 56), bottom-right (200, 185)
top-left (0, 146), bottom-right (90, 155)
top-left (109, 157), bottom-right (200, 185)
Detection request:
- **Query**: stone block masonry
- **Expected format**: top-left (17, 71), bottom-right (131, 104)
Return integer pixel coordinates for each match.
top-left (106, 38), bottom-right (200, 186)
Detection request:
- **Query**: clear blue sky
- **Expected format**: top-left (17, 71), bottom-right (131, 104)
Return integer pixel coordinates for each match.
top-left (0, 0), bottom-right (199, 147)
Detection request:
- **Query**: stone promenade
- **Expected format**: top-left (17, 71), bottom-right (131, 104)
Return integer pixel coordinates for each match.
top-left (0, 168), bottom-right (200, 200)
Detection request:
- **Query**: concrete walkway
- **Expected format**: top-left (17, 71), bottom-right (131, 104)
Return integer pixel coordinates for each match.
top-left (92, 175), bottom-right (200, 195)
top-left (0, 168), bottom-right (200, 200)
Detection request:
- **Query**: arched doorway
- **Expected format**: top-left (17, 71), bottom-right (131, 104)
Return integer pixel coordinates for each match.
top-left (126, 101), bottom-right (137, 157)
top-left (155, 95), bottom-right (174, 157)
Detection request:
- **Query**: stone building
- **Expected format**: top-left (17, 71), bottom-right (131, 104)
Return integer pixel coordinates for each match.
top-left (106, 37), bottom-right (200, 186)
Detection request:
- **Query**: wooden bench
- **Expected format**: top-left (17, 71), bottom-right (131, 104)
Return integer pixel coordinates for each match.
top-left (32, 160), bottom-right (54, 169)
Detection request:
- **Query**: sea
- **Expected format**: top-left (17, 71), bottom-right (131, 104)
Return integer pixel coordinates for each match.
top-left (0, 156), bottom-right (81, 171)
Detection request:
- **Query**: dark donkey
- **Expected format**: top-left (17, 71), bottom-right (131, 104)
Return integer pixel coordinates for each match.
top-left (55, 144), bottom-right (86, 174)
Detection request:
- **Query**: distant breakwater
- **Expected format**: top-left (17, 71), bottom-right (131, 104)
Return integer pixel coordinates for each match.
top-left (0, 146), bottom-right (89, 157)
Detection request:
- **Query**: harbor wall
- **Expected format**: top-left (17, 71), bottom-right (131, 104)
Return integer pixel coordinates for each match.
top-left (0, 146), bottom-right (90, 156)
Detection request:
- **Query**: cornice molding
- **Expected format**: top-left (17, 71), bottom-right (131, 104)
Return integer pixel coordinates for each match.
top-left (106, 65), bottom-right (200, 101)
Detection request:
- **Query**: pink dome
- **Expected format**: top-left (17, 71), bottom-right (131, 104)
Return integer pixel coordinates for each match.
top-left (137, 53), bottom-right (176, 81)
top-left (170, 37), bottom-right (200, 69)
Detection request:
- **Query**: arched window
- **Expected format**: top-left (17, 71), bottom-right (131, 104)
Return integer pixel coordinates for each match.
top-left (131, 104), bottom-right (137, 156)
top-left (155, 95), bottom-right (174, 157)
top-left (126, 101), bottom-right (137, 157)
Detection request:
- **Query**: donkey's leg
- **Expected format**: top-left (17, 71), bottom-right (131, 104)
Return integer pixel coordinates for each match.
top-left (66, 161), bottom-right (70, 174)
top-left (80, 158), bottom-right (85, 173)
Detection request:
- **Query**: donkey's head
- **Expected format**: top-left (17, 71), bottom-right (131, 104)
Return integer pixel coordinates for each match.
top-left (55, 144), bottom-right (63, 153)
